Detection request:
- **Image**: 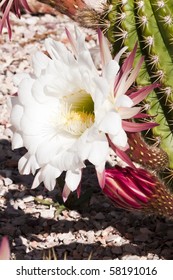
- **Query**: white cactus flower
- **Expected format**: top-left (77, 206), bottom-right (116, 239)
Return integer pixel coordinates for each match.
top-left (10, 28), bottom-right (157, 198)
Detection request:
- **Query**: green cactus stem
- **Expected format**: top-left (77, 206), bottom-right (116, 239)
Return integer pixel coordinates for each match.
top-left (107, 0), bottom-right (173, 170)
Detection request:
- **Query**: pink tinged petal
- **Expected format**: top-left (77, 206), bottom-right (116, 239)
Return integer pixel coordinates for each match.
top-left (114, 69), bottom-right (130, 98)
top-left (114, 45), bottom-right (142, 98)
top-left (98, 111), bottom-right (122, 134)
top-left (123, 56), bottom-right (144, 94)
top-left (114, 46), bottom-right (128, 64)
top-left (115, 147), bottom-right (136, 168)
top-left (0, 0), bottom-right (13, 37)
top-left (76, 184), bottom-right (81, 198)
top-left (107, 135), bottom-right (135, 168)
top-left (129, 83), bottom-right (160, 105)
top-left (122, 120), bottom-right (158, 132)
top-left (0, 0), bottom-right (8, 7)
top-left (0, 236), bottom-right (10, 260)
top-left (65, 27), bottom-right (78, 57)
top-left (133, 113), bottom-right (150, 119)
top-left (0, 0), bottom-right (31, 38)
top-left (62, 184), bottom-right (71, 202)
top-left (21, 0), bottom-right (32, 12)
top-left (65, 169), bottom-right (82, 192)
top-left (98, 29), bottom-right (112, 67)
top-left (121, 43), bottom-right (138, 73)
top-left (96, 168), bottom-right (105, 189)
top-left (118, 107), bottom-right (141, 119)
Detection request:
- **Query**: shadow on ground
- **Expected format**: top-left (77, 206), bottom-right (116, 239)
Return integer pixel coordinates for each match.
top-left (0, 139), bottom-right (173, 260)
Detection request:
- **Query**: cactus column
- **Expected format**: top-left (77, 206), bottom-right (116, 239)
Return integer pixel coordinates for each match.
top-left (107, 0), bottom-right (173, 170)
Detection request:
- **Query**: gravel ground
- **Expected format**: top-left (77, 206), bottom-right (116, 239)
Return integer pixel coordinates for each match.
top-left (0, 12), bottom-right (173, 260)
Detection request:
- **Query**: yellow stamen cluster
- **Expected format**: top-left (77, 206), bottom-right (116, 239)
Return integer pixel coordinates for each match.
top-left (64, 110), bottom-right (94, 136)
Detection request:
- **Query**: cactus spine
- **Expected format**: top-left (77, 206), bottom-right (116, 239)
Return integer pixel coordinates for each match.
top-left (107, 0), bottom-right (173, 170)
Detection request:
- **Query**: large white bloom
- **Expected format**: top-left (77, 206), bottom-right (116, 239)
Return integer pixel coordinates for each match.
top-left (10, 28), bottom-right (157, 197)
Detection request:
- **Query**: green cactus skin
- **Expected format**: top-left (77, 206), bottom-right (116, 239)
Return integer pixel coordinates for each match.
top-left (107, 0), bottom-right (173, 169)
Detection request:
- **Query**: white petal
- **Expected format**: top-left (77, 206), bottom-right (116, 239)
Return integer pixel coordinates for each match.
top-left (118, 106), bottom-right (141, 119)
top-left (52, 149), bottom-right (85, 172)
top-left (45, 38), bottom-right (76, 65)
top-left (31, 79), bottom-right (50, 103)
top-left (18, 153), bottom-right (39, 175)
top-left (92, 76), bottom-right (109, 108)
top-left (116, 95), bottom-right (133, 108)
top-left (12, 132), bottom-right (23, 149)
top-left (18, 77), bottom-right (35, 106)
top-left (31, 169), bottom-right (42, 189)
top-left (98, 29), bottom-right (112, 66)
top-left (65, 169), bottom-right (82, 192)
top-left (35, 134), bottom-right (64, 165)
top-left (13, 73), bottom-right (30, 86)
top-left (78, 129), bottom-right (109, 166)
top-left (109, 128), bottom-right (128, 148)
top-left (87, 139), bottom-right (109, 166)
top-left (10, 102), bottom-right (23, 130)
top-left (42, 165), bottom-right (61, 191)
top-left (98, 111), bottom-right (122, 134)
top-left (103, 60), bottom-right (119, 83)
top-left (31, 164), bottom-right (61, 190)
top-left (78, 50), bottom-right (98, 75)
top-left (32, 51), bottom-right (50, 77)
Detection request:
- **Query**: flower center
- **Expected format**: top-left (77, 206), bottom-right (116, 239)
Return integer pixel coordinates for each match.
top-left (63, 110), bottom-right (94, 136)
top-left (53, 89), bottom-right (95, 136)
top-left (64, 89), bottom-right (94, 114)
